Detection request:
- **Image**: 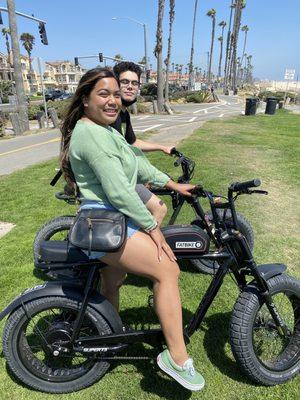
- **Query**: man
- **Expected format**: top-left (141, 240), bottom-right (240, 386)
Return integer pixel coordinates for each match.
top-left (111, 61), bottom-right (174, 226)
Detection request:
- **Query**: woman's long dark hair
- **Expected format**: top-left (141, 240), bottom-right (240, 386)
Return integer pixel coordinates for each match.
top-left (60, 67), bottom-right (117, 188)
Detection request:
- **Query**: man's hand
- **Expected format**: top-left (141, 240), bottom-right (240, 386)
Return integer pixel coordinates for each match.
top-left (161, 146), bottom-right (175, 155)
top-left (165, 181), bottom-right (196, 197)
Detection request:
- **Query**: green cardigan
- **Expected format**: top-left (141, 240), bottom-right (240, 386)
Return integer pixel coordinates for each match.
top-left (69, 120), bottom-right (170, 230)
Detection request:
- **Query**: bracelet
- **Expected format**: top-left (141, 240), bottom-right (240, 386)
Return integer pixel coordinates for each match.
top-left (144, 221), bottom-right (158, 233)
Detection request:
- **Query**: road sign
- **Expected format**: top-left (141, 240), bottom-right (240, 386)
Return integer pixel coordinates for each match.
top-left (284, 69), bottom-right (295, 80)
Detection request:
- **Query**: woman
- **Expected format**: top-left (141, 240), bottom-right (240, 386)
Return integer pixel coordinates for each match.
top-left (60, 68), bottom-right (205, 392)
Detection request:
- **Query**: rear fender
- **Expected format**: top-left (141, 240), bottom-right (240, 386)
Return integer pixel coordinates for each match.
top-left (0, 281), bottom-right (123, 333)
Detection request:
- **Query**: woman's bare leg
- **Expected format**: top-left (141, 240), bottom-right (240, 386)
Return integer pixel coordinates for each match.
top-left (99, 194), bottom-right (167, 307)
top-left (145, 194), bottom-right (167, 227)
top-left (99, 267), bottom-right (127, 311)
top-left (101, 230), bottom-right (188, 366)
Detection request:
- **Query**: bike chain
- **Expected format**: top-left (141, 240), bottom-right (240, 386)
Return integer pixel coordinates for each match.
top-left (96, 356), bottom-right (155, 361)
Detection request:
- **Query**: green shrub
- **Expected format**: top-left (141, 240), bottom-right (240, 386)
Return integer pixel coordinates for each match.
top-left (27, 104), bottom-right (43, 120)
top-left (258, 90), bottom-right (299, 102)
top-left (46, 100), bottom-right (71, 119)
top-left (136, 102), bottom-right (149, 113)
top-left (140, 83), bottom-right (157, 96)
top-left (186, 91), bottom-right (211, 103)
top-left (170, 90), bottom-right (193, 101)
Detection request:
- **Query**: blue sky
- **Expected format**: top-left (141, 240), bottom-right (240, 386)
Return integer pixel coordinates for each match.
top-left (0, 0), bottom-right (299, 80)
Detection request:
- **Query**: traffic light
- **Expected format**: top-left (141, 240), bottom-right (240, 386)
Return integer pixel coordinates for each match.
top-left (38, 22), bottom-right (48, 45)
top-left (0, 11), bottom-right (3, 25)
top-left (74, 57), bottom-right (79, 66)
top-left (99, 53), bottom-right (103, 63)
top-left (146, 69), bottom-right (150, 81)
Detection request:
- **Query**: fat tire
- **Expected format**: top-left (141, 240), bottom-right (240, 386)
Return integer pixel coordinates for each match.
top-left (190, 211), bottom-right (254, 274)
top-left (33, 215), bottom-right (75, 265)
top-left (2, 296), bottom-right (113, 393)
top-left (230, 274), bottom-right (300, 385)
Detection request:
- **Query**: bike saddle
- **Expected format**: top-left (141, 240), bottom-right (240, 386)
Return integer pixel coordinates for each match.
top-left (39, 241), bottom-right (90, 264)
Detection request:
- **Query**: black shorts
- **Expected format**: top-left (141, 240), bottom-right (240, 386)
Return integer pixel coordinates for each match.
top-left (135, 184), bottom-right (153, 204)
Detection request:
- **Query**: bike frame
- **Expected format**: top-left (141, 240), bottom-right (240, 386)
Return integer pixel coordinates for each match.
top-left (65, 235), bottom-right (288, 358)
top-left (53, 198), bottom-right (288, 358)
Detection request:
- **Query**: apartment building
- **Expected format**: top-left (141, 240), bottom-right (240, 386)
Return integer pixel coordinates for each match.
top-left (45, 61), bottom-right (86, 93)
top-left (0, 53), bottom-right (86, 94)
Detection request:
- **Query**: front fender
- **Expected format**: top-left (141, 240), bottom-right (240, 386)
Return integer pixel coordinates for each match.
top-left (0, 281), bottom-right (123, 333)
top-left (256, 263), bottom-right (287, 281)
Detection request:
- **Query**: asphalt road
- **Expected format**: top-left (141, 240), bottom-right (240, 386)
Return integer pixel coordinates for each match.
top-left (0, 95), bottom-right (247, 176)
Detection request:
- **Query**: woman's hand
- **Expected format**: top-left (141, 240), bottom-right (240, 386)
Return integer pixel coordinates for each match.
top-left (148, 226), bottom-right (177, 262)
top-left (166, 181), bottom-right (196, 197)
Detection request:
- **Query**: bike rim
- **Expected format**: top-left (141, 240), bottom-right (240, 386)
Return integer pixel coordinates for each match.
top-left (17, 306), bottom-right (102, 383)
top-left (252, 289), bottom-right (300, 372)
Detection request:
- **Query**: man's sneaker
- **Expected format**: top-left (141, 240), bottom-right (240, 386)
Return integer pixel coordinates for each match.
top-left (157, 349), bottom-right (205, 391)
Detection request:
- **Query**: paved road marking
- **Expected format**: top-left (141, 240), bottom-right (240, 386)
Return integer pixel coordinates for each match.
top-left (188, 117), bottom-right (197, 122)
top-left (137, 116), bottom-right (150, 120)
top-left (193, 105), bottom-right (220, 114)
top-left (138, 124), bottom-right (163, 132)
top-left (0, 137), bottom-right (60, 157)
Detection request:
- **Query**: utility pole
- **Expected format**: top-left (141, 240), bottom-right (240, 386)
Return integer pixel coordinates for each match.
top-left (7, 0), bottom-right (29, 132)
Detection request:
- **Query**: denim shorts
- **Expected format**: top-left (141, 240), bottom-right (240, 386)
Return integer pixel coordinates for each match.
top-left (80, 200), bottom-right (140, 259)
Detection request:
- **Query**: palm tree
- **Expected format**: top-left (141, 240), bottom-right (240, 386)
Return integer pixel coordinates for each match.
top-left (230, 0), bottom-right (246, 90)
top-left (206, 8), bottom-right (216, 85)
top-left (154, 0), bottom-right (165, 112)
top-left (2, 28), bottom-right (11, 67)
top-left (20, 32), bottom-right (35, 71)
top-left (188, 0), bottom-right (199, 90)
top-left (164, 0), bottom-right (175, 102)
top-left (224, 0), bottom-right (234, 91)
top-left (217, 21), bottom-right (226, 78)
top-left (217, 36), bottom-right (223, 79)
top-left (240, 25), bottom-right (249, 65)
top-left (114, 54), bottom-right (123, 62)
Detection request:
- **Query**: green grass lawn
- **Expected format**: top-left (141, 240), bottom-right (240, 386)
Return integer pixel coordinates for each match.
top-left (0, 110), bottom-right (299, 400)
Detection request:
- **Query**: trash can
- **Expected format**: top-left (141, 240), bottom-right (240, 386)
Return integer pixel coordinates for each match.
top-left (278, 100), bottom-right (284, 109)
top-left (265, 97), bottom-right (277, 115)
top-left (245, 98), bottom-right (258, 115)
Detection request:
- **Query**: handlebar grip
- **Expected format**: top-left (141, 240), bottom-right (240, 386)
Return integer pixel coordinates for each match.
top-left (174, 156), bottom-right (184, 167)
top-left (230, 179), bottom-right (261, 192)
top-left (171, 147), bottom-right (183, 158)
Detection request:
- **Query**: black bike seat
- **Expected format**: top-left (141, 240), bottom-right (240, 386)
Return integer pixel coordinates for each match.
top-left (39, 241), bottom-right (89, 263)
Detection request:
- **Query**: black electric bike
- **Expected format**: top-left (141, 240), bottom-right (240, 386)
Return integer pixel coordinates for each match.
top-left (33, 148), bottom-right (254, 274)
top-left (1, 179), bottom-right (299, 393)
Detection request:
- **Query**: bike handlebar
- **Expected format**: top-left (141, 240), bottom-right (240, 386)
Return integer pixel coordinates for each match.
top-left (229, 179), bottom-right (261, 192)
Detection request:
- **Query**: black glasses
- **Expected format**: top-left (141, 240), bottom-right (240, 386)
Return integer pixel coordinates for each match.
top-left (119, 79), bottom-right (140, 88)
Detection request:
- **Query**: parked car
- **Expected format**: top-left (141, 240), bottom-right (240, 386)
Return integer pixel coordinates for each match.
top-left (57, 93), bottom-right (73, 101)
top-left (45, 90), bottom-right (65, 102)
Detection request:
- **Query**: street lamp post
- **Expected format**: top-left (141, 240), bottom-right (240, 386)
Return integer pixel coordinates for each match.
top-left (112, 17), bottom-right (150, 82)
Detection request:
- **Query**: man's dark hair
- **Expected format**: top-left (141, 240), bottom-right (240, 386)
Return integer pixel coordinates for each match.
top-left (113, 61), bottom-right (142, 80)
